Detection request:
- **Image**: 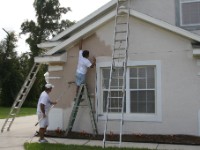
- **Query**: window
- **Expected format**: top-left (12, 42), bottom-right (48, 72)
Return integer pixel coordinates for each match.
top-left (177, 0), bottom-right (200, 30)
top-left (96, 60), bottom-right (162, 122)
top-left (129, 66), bottom-right (155, 113)
top-left (102, 68), bottom-right (125, 113)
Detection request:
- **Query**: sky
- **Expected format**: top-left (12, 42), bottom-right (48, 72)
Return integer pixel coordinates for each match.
top-left (0, 0), bottom-right (111, 55)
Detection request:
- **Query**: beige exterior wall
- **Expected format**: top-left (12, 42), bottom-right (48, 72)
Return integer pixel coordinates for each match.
top-left (130, 0), bottom-right (200, 35)
top-left (130, 0), bottom-right (176, 26)
top-left (47, 13), bottom-right (200, 136)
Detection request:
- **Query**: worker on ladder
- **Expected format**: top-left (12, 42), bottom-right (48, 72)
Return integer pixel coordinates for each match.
top-left (65, 40), bottom-right (98, 135)
top-left (75, 40), bottom-right (96, 95)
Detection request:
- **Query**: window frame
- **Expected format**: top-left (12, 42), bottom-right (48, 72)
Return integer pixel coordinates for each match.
top-left (176, 0), bottom-right (200, 30)
top-left (96, 60), bottom-right (162, 122)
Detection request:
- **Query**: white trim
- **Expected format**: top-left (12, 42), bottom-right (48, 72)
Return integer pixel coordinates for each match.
top-left (37, 41), bottom-right (62, 49)
top-left (129, 9), bottom-right (200, 42)
top-left (96, 59), bottom-right (162, 122)
top-left (44, 8), bottom-right (200, 56)
top-left (46, 11), bottom-right (115, 55)
top-left (34, 52), bottom-right (67, 63)
top-left (48, 66), bottom-right (64, 72)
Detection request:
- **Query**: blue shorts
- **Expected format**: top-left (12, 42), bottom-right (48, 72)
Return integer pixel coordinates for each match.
top-left (76, 72), bottom-right (86, 86)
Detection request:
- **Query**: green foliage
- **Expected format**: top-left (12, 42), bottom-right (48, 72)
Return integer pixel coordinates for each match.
top-left (0, 0), bottom-right (75, 107)
top-left (24, 143), bottom-right (152, 150)
top-left (0, 31), bottom-right (24, 106)
top-left (19, 0), bottom-right (75, 107)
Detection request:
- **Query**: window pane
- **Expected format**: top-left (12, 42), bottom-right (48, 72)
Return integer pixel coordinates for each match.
top-left (139, 79), bottom-right (146, 89)
top-left (130, 79), bottom-right (137, 89)
top-left (103, 91), bottom-right (126, 113)
top-left (147, 66), bottom-right (155, 88)
top-left (102, 67), bottom-right (124, 89)
top-left (138, 67), bottom-right (145, 77)
top-left (181, 1), bottom-right (200, 25)
top-left (102, 68), bottom-right (110, 89)
top-left (102, 65), bottom-right (155, 114)
top-left (130, 66), bottom-right (155, 89)
top-left (130, 90), bottom-right (155, 113)
top-left (130, 67), bottom-right (137, 77)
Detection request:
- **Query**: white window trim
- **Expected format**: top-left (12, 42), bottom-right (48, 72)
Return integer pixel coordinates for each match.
top-left (179, 0), bottom-right (200, 27)
top-left (96, 59), bottom-right (162, 122)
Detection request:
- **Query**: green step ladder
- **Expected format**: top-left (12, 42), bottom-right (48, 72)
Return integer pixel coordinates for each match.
top-left (66, 84), bottom-right (98, 135)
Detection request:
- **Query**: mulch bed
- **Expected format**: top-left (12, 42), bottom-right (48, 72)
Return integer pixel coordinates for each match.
top-left (45, 130), bottom-right (200, 145)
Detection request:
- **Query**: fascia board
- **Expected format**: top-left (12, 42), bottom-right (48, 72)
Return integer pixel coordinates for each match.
top-left (34, 52), bottom-right (67, 63)
top-left (46, 10), bottom-right (115, 55)
top-left (37, 41), bottom-right (62, 48)
top-left (130, 9), bottom-right (200, 42)
top-left (50, 0), bottom-right (116, 42)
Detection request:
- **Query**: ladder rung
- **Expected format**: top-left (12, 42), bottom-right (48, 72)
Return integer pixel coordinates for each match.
top-left (115, 39), bottom-right (126, 42)
top-left (17, 100), bottom-right (23, 103)
top-left (116, 13), bottom-right (128, 17)
top-left (115, 30), bottom-right (127, 34)
top-left (111, 76), bottom-right (124, 79)
top-left (109, 86), bottom-right (123, 88)
top-left (113, 57), bottom-right (125, 59)
top-left (116, 22), bottom-right (127, 25)
top-left (118, 7), bottom-right (127, 10)
top-left (108, 96), bottom-right (123, 99)
top-left (114, 48), bottom-right (126, 51)
top-left (6, 120), bottom-right (12, 122)
top-left (107, 118), bottom-right (123, 121)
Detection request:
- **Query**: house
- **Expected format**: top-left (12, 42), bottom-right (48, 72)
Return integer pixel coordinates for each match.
top-left (35, 0), bottom-right (200, 136)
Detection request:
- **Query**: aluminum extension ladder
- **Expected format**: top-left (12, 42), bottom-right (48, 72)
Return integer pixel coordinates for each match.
top-left (66, 84), bottom-right (98, 135)
top-left (103, 0), bottom-right (130, 147)
top-left (1, 62), bottom-right (41, 132)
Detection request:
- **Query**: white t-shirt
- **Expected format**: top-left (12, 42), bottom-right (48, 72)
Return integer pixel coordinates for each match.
top-left (76, 50), bottom-right (92, 74)
top-left (37, 91), bottom-right (51, 114)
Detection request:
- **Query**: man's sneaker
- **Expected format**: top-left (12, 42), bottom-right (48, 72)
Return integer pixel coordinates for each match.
top-left (39, 139), bottom-right (48, 143)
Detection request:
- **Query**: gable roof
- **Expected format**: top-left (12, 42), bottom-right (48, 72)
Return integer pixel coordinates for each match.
top-left (50, 0), bottom-right (116, 42)
top-left (42, 2), bottom-right (200, 55)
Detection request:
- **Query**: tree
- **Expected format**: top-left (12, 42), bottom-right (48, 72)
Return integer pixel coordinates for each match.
top-left (0, 30), bottom-right (24, 106)
top-left (20, 0), bottom-right (75, 106)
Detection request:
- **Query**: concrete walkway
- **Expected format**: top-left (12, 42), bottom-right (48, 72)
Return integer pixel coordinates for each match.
top-left (0, 115), bottom-right (200, 150)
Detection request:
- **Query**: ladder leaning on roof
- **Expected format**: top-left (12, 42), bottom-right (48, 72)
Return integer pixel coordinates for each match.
top-left (103, 0), bottom-right (130, 148)
top-left (1, 63), bottom-right (41, 133)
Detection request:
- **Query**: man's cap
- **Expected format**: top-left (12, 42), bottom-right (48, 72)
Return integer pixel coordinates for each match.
top-left (45, 83), bottom-right (54, 89)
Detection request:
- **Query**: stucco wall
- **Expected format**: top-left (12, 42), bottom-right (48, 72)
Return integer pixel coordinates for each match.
top-left (130, 0), bottom-right (176, 26)
top-left (48, 15), bottom-right (200, 136)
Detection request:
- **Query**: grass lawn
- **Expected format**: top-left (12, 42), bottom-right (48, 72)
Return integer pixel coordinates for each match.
top-left (0, 107), bottom-right (36, 119)
top-left (24, 143), bottom-right (153, 150)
